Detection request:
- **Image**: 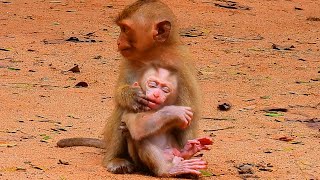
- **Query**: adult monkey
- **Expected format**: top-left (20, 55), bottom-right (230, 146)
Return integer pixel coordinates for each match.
top-left (58, 0), bottom-right (201, 174)
top-left (105, 0), bottom-right (200, 173)
top-left (122, 66), bottom-right (211, 177)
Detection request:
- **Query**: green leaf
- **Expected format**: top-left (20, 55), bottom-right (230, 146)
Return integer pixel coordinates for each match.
top-left (260, 95), bottom-right (270, 99)
top-left (40, 134), bottom-right (52, 142)
top-left (199, 170), bottom-right (214, 177)
top-left (265, 112), bottom-right (284, 117)
top-left (8, 67), bottom-right (20, 71)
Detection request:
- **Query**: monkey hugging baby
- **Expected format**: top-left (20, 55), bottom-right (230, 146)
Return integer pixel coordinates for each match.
top-left (57, 0), bottom-right (213, 178)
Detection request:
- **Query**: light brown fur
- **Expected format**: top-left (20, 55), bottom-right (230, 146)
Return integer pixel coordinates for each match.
top-left (57, 0), bottom-right (200, 175)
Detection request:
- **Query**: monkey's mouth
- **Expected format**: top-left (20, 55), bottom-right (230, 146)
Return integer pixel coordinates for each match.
top-left (148, 99), bottom-right (161, 110)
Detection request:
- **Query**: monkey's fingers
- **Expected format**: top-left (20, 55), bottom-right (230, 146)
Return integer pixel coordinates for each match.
top-left (135, 96), bottom-right (151, 111)
top-left (184, 114), bottom-right (192, 125)
top-left (197, 137), bottom-right (213, 145)
top-left (181, 159), bottom-right (207, 165)
top-left (179, 160), bottom-right (208, 171)
top-left (182, 106), bottom-right (192, 111)
top-left (136, 96), bottom-right (150, 106)
top-left (187, 139), bottom-right (200, 144)
top-left (169, 159), bottom-right (206, 176)
top-left (169, 169), bottom-right (202, 176)
top-left (185, 110), bottom-right (193, 116)
top-left (202, 145), bottom-right (211, 150)
top-left (179, 120), bottom-right (188, 129)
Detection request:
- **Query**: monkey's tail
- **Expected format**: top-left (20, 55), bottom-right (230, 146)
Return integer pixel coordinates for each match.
top-left (57, 138), bottom-right (106, 149)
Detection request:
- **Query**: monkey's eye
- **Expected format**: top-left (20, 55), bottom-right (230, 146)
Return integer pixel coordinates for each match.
top-left (162, 86), bottom-right (171, 93)
top-left (120, 25), bottom-right (130, 33)
top-left (148, 81), bottom-right (157, 88)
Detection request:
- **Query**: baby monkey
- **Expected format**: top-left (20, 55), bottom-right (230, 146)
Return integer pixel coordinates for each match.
top-left (121, 66), bottom-right (212, 177)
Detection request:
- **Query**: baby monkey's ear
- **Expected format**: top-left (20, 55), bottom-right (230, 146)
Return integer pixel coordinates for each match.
top-left (132, 82), bottom-right (140, 87)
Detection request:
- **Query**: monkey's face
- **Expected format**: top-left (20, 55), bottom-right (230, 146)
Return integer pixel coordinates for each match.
top-left (142, 68), bottom-right (178, 110)
top-left (116, 18), bottom-right (155, 61)
top-left (145, 79), bottom-right (172, 110)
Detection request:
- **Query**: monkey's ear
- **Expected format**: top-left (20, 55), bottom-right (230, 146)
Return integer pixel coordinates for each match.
top-left (132, 82), bottom-right (139, 87)
top-left (154, 21), bottom-right (171, 42)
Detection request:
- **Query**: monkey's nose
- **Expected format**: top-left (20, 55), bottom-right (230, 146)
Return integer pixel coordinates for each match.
top-left (153, 93), bottom-right (159, 98)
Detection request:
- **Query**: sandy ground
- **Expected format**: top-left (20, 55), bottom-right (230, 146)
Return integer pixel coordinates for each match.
top-left (0, 0), bottom-right (319, 179)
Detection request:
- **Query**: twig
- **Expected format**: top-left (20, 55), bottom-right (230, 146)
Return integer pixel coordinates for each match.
top-left (204, 126), bottom-right (235, 132)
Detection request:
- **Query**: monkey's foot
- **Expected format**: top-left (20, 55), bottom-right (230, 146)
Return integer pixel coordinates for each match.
top-left (106, 158), bottom-right (135, 174)
top-left (166, 158), bottom-right (207, 177)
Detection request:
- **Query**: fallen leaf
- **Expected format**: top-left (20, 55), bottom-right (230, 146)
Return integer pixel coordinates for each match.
top-left (66, 10), bottom-right (76, 12)
top-left (263, 149), bottom-right (273, 153)
top-left (51, 127), bottom-right (67, 132)
top-left (1, 1), bottom-right (12, 4)
top-left (263, 107), bottom-right (288, 112)
top-left (58, 159), bottom-right (70, 165)
top-left (180, 27), bottom-right (208, 37)
top-left (217, 100), bottom-right (232, 111)
top-left (0, 48), bottom-right (11, 51)
top-left (214, 1), bottom-right (251, 10)
top-left (67, 115), bottom-right (80, 119)
top-left (30, 164), bottom-right (44, 171)
top-left (66, 36), bottom-right (80, 42)
top-left (307, 16), bottom-right (320, 21)
top-left (290, 141), bottom-right (303, 145)
top-left (204, 126), bottom-right (235, 132)
top-left (271, 43), bottom-right (295, 50)
top-left (0, 142), bottom-right (17, 147)
top-left (0, 167), bottom-right (25, 172)
top-left (75, 81), bottom-right (88, 88)
top-left (278, 136), bottom-right (294, 142)
top-left (68, 64), bottom-right (80, 73)
top-left (311, 77), bottom-right (320, 81)
top-left (49, 0), bottom-right (61, 3)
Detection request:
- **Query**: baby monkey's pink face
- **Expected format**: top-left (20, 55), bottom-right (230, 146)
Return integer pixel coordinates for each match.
top-left (142, 68), bottom-right (178, 110)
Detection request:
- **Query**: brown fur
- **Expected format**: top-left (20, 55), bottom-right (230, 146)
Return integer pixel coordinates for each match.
top-left (57, 0), bottom-right (200, 175)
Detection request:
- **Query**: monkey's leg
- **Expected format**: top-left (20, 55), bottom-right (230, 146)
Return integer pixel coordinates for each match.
top-left (138, 141), bottom-right (207, 177)
top-left (105, 158), bottom-right (135, 174)
top-left (102, 138), bottom-right (135, 174)
top-left (102, 108), bottom-right (135, 174)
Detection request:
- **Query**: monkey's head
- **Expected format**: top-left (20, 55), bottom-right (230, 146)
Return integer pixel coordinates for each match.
top-left (115, 0), bottom-right (179, 61)
top-left (137, 67), bottom-right (178, 110)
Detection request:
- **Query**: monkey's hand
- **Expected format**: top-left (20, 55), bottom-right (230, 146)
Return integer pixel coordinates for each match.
top-left (116, 84), bottom-right (150, 112)
top-left (161, 106), bottom-right (193, 129)
top-left (179, 137), bottom-right (213, 159)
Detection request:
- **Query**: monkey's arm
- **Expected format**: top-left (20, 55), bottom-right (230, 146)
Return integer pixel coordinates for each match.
top-left (114, 64), bottom-right (150, 112)
top-left (123, 106), bottom-right (192, 141)
top-left (115, 84), bottom-right (150, 112)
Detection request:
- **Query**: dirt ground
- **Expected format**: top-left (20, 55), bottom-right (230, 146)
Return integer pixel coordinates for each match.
top-left (0, 0), bottom-right (319, 179)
